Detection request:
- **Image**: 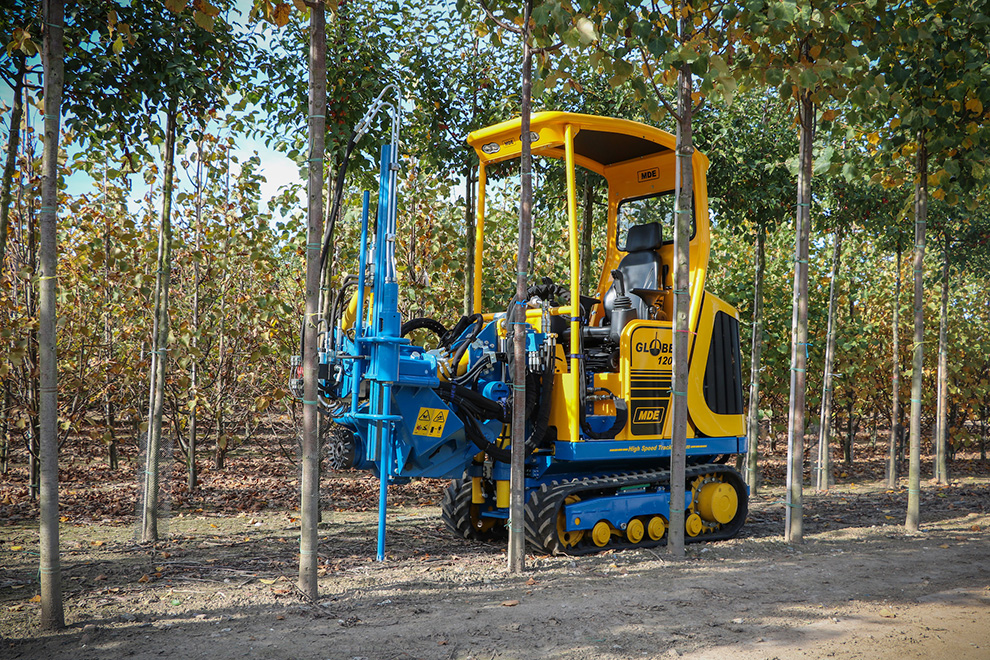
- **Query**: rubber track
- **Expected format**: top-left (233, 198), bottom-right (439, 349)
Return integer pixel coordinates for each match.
top-left (524, 464), bottom-right (749, 556)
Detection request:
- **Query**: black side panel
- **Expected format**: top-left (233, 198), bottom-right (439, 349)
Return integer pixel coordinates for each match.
top-left (703, 311), bottom-right (744, 416)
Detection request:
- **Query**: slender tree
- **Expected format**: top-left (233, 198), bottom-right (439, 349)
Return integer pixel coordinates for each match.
top-left (934, 231), bottom-right (950, 484)
top-left (816, 227), bottom-right (843, 490)
top-left (855, 0), bottom-right (990, 531)
top-left (745, 226), bottom-right (765, 493)
top-left (905, 133), bottom-right (927, 532)
top-left (0, 52), bottom-right (27, 270)
top-left (141, 98), bottom-right (177, 543)
top-left (299, 0), bottom-right (326, 599)
top-left (888, 241), bottom-right (902, 486)
top-left (736, 0), bottom-right (875, 543)
top-left (784, 82), bottom-right (813, 542)
top-left (38, 0), bottom-right (65, 630)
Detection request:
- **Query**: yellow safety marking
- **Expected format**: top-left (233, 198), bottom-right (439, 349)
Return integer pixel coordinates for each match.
top-left (413, 407), bottom-right (448, 438)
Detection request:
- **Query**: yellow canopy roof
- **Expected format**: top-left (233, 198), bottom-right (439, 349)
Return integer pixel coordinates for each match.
top-left (466, 111), bottom-right (709, 174)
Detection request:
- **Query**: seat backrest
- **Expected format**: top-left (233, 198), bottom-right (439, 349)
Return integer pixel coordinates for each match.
top-left (603, 222), bottom-right (663, 322)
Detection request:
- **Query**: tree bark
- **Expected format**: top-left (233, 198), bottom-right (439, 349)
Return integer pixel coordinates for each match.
top-left (785, 86), bottom-right (813, 544)
top-left (508, 0), bottom-right (533, 575)
top-left (745, 226), bottom-right (765, 494)
top-left (888, 242), bottom-right (902, 486)
top-left (668, 20), bottom-right (694, 558)
top-left (27, 193), bottom-right (40, 499)
top-left (299, 2), bottom-right (327, 600)
top-left (0, 53), bottom-right (26, 270)
top-left (39, 0), bottom-right (65, 630)
top-left (463, 163), bottom-right (475, 315)
top-left (188, 141), bottom-right (203, 492)
top-left (102, 164), bottom-right (118, 471)
top-left (580, 177), bottom-right (595, 291)
top-left (141, 98), bottom-right (177, 544)
top-left (905, 131), bottom-right (927, 533)
top-left (934, 232), bottom-right (949, 485)
top-left (816, 228), bottom-right (843, 491)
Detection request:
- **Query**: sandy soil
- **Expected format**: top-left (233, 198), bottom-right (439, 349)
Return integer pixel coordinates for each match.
top-left (3, 472), bottom-right (990, 660)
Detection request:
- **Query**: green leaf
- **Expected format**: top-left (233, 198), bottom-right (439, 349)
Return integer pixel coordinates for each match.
top-left (193, 11), bottom-right (215, 33)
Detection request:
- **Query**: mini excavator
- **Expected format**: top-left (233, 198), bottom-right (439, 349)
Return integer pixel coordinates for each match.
top-left (293, 95), bottom-right (748, 557)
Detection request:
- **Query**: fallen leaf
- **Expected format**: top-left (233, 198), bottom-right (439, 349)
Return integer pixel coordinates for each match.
top-left (501, 600), bottom-right (519, 607)
top-left (939, 544), bottom-right (951, 549)
top-left (438, 640), bottom-right (448, 646)
top-left (94, 574), bottom-right (107, 581)
top-left (878, 609), bottom-right (895, 618)
top-left (525, 578), bottom-right (537, 586)
top-left (29, 595), bottom-right (41, 603)
top-left (971, 525), bottom-right (982, 532)
top-left (91, 540), bottom-right (104, 547)
top-left (155, 566), bottom-right (165, 572)
top-left (138, 574), bottom-right (150, 583)
top-left (260, 579), bottom-right (277, 585)
top-left (276, 615), bottom-right (285, 620)
top-left (11, 545), bottom-right (22, 551)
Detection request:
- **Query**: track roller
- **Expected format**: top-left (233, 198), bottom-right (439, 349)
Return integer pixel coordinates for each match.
top-left (647, 516), bottom-right (666, 541)
top-left (626, 518), bottom-right (645, 544)
top-left (591, 521), bottom-right (613, 547)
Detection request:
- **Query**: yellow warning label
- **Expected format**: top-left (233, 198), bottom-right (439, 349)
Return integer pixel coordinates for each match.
top-left (413, 407), bottom-right (448, 438)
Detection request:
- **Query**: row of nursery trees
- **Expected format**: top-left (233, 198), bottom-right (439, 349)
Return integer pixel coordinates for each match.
top-left (3, 0), bottom-right (989, 626)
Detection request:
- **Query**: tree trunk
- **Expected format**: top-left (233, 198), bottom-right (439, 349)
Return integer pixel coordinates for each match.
top-left (580, 177), bottom-right (595, 291)
top-left (0, 53), bottom-right (25, 270)
top-left (785, 87), bottom-right (813, 544)
top-left (188, 141), bottom-right (204, 492)
top-left (981, 406), bottom-right (987, 461)
top-left (844, 400), bottom-right (855, 464)
top-left (508, 0), bottom-right (534, 575)
top-left (888, 242), bottom-right (902, 486)
top-left (870, 405), bottom-right (878, 448)
top-left (213, 152), bottom-right (230, 472)
top-left (905, 131), bottom-right (927, 533)
top-left (214, 413), bottom-right (225, 469)
top-left (668, 23), bottom-right (694, 558)
top-left (39, 0), bottom-right (65, 629)
top-left (816, 228), bottom-right (843, 490)
top-left (141, 99), bottom-right (177, 544)
top-left (934, 232), bottom-right (949, 485)
top-left (745, 226), bottom-right (765, 494)
top-left (299, 2), bottom-right (327, 600)
top-left (27, 199), bottom-right (40, 500)
top-left (1, 385), bottom-right (10, 474)
top-left (463, 163), bottom-right (475, 315)
top-left (102, 162), bottom-right (118, 471)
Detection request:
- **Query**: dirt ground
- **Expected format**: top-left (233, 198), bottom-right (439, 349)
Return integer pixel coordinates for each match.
top-left (3, 466), bottom-right (990, 660)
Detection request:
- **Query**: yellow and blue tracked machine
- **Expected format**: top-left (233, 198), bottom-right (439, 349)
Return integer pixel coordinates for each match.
top-left (295, 104), bottom-right (748, 557)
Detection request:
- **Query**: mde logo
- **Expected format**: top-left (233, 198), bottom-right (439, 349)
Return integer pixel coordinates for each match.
top-left (637, 167), bottom-right (659, 183)
top-left (634, 408), bottom-right (664, 423)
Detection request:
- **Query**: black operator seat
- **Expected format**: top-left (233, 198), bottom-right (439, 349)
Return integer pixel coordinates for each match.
top-left (603, 221), bottom-right (663, 323)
